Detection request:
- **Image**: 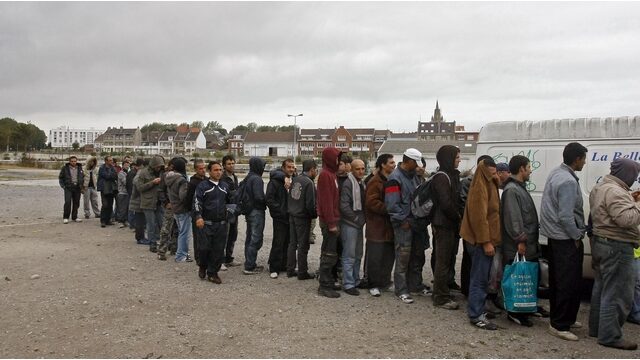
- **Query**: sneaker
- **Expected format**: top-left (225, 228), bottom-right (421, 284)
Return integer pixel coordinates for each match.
top-left (435, 300), bottom-right (459, 310)
top-left (286, 271), bottom-right (298, 278)
top-left (344, 287), bottom-right (360, 296)
top-left (225, 260), bottom-right (242, 267)
top-left (318, 287), bottom-right (341, 298)
top-left (270, 272), bottom-right (279, 279)
top-left (63, 219), bottom-right (69, 224)
top-left (297, 272), bottom-right (315, 280)
top-left (243, 266), bottom-right (264, 275)
top-left (118, 223), bottom-right (126, 228)
top-left (600, 340), bottom-right (638, 350)
top-left (137, 239), bottom-right (150, 245)
top-left (411, 288), bottom-right (433, 297)
top-left (333, 281), bottom-right (342, 291)
top-left (157, 253), bottom-right (167, 261)
top-left (220, 264), bottom-right (228, 271)
top-left (471, 316), bottom-right (498, 331)
top-left (532, 306), bottom-right (550, 318)
top-left (485, 299), bottom-right (503, 315)
top-left (73, 218), bottom-right (82, 222)
top-left (185, 255), bottom-right (193, 263)
top-left (207, 274), bottom-right (222, 284)
top-left (398, 294), bottom-right (414, 304)
top-left (508, 314), bottom-right (533, 327)
top-left (570, 321), bottom-right (583, 329)
top-left (369, 288), bottom-right (381, 297)
top-left (175, 257), bottom-right (188, 263)
top-left (547, 325), bottom-right (578, 341)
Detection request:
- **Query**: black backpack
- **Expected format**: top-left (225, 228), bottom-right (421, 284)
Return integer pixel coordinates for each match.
top-left (410, 171), bottom-right (450, 220)
top-left (235, 176), bottom-right (254, 215)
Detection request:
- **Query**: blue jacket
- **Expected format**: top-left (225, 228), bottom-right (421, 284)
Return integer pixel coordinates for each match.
top-left (245, 157), bottom-right (266, 211)
top-left (540, 163), bottom-right (586, 241)
top-left (97, 164), bottom-right (117, 195)
top-left (193, 179), bottom-right (232, 222)
top-left (384, 165), bottom-right (420, 224)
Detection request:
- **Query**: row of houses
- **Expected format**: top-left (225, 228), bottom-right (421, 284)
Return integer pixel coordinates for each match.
top-left (92, 125), bottom-right (213, 155)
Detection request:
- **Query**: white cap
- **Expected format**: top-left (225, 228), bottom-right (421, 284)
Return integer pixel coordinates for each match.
top-left (403, 148), bottom-right (422, 162)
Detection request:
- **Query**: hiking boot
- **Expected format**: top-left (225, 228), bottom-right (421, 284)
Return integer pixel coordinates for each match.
top-left (547, 325), bottom-right (578, 341)
top-left (297, 272), bottom-right (315, 280)
top-left (435, 300), bottom-right (459, 310)
top-left (398, 294), bottom-right (414, 304)
top-left (157, 253), bottom-right (167, 261)
top-left (286, 271), bottom-right (298, 278)
top-left (600, 340), bottom-right (638, 350)
top-left (369, 288), bottom-right (381, 297)
top-left (344, 287), bottom-right (360, 296)
top-left (207, 274), bottom-right (222, 284)
top-left (508, 314), bottom-right (533, 327)
top-left (198, 267), bottom-right (206, 280)
top-left (318, 287), bottom-right (341, 298)
top-left (471, 316), bottom-right (498, 331)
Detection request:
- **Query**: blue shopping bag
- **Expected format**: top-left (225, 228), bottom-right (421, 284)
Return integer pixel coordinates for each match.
top-left (501, 254), bottom-right (538, 313)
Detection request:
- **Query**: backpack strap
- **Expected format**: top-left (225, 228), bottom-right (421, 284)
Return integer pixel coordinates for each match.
top-left (433, 171), bottom-right (451, 185)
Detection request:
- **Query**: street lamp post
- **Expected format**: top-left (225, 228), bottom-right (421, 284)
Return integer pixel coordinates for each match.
top-left (287, 113), bottom-right (303, 158)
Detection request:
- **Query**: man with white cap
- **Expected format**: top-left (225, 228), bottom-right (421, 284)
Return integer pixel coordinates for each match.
top-left (384, 148), bottom-right (430, 304)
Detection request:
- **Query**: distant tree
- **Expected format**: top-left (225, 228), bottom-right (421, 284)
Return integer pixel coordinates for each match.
top-left (140, 122), bottom-right (177, 133)
top-left (231, 125), bottom-right (248, 133)
top-left (203, 121), bottom-right (227, 136)
top-left (0, 117), bottom-right (18, 151)
top-left (257, 125), bottom-right (277, 132)
top-left (247, 122), bottom-right (258, 132)
top-left (72, 142), bottom-right (80, 150)
top-left (278, 125), bottom-right (296, 132)
top-left (178, 122), bottom-right (189, 128)
top-left (190, 121), bottom-right (204, 130)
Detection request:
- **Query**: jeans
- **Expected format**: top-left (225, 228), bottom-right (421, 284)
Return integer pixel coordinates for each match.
top-left (433, 226), bottom-right (459, 305)
top-left (287, 216), bottom-right (311, 274)
top-left (128, 210), bottom-right (136, 229)
top-left (588, 236), bottom-right (636, 344)
top-left (268, 219), bottom-right (290, 273)
top-left (143, 207), bottom-right (164, 247)
top-left (244, 209), bottom-right (265, 271)
top-left (116, 193), bottom-right (129, 223)
top-left (174, 212), bottom-right (193, 260)
top-left (392, 221), bottom-right (428, 296)
top-left (549, 238), bottom-right (584, 331)
top-left (63, 187), bottom-right (81, 220)
top-left (366, 241), bottom-right (395, 289)
top-left (100, 193), bottom-right (115, 225)
top-left (318, 220), bottom-right (339, 289)
top-left (199, 221), bottom-right (228, 276)
top-left (341, 223), bottom-right (364, 290)
top-left (225, 218), bottom-right (238, 263)
top-left (630, 258), bottom-right (640, 323)
top-left (83, 187), bottom-right (100, 218)
top-left (466, 242), bottom-right (493, 320)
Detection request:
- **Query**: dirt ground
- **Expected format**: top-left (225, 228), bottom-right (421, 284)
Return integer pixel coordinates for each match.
top-left (1, 167), bottom-right (639, 358)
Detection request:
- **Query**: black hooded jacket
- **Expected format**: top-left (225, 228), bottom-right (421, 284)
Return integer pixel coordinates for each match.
top-left (266, 168), bottom-right (290, 223)
top-left (431, 145), bottom-right (463, 229)
top-left (245, 157), bottom-right (267, 211)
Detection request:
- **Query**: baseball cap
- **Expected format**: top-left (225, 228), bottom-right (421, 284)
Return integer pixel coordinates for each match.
top-left (403, 148), bottom-right (423, 162)
top-left (496, 162), bottom-right (509, 172)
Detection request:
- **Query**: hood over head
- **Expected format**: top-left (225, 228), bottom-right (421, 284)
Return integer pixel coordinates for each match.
top-left (249, 157), bottom-right (266, 176)
top-left (436, 145), bottom-right (460, 173)
top-left (86, 157), bottom-right (97, 170)
top-left (270, 168), bottom-right (286, 181)
top-left (322, 147), bottom-right (342, 173)
top-left (171, 157), bottom-right (187, 175)
top-left (610, 158), bottom-right (640, 187)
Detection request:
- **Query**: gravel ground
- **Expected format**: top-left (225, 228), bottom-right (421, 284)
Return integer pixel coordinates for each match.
top-left (1, 168), bottom-right (639, 358)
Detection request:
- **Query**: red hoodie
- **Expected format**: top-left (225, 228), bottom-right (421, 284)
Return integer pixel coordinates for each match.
top-left (316, 147), bottom-right (342, 229)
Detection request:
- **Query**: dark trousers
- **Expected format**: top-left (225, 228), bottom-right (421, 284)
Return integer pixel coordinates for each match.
top-left (63, 187), bottom-right (81, 220)
top-left (199, 222), bottom-right (228, 276)
top-left (225, 219), bottom-right (238, 263)
top-left (318, 221), bottom-right (339, 289)
top-left (431, 232), bottom-right (461, 288)
top-left (134, 211), bottom-right (146, 241)
top-left (332, 235), bottom-right (344, 280)
top-left (100, 193), bottom-right (115, 225)
top-left (287, 216), bottom-right (311, 274)
top-left (433, 226), bottom-right (460, 305)
top-left (192, 218), bottom-right (202, 264)
top-left (269, 220), bottom-right (290, 273)
top-left (366, 241), bottom-right (395, 289)
top-left (116, 193), bottom-right (129, 223)
top-left (461, 244), bottom-right (472, 296)
top-left (549, 238), bottom-right (584, 331)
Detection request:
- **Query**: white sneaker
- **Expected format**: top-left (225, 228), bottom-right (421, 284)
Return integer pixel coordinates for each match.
top-left (270, 272), bottom-right (278, 279)
top-left (547, 325), bottom-right (578, 341)
top-left (369, 288), bottom-right (381, 297)
top-left (63, 219), bottom-right (69, 224)
top-left (398, 294), bottom-right (414, 304)
top-left (220, 264), bottom-right (228, 271)
top-left (571, 321), bottom-right (583, 329)
top-left (73, 218), bottom-right (82, 222)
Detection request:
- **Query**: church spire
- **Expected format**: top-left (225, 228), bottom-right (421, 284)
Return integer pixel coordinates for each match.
top-left (431, 100), bottom-right (443, 122)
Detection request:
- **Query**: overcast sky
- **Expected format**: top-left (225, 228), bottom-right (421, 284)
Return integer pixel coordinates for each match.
top-left (2, 2), bottom-right (640, 135)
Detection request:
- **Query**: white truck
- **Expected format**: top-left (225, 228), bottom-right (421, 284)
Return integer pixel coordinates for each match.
top-left (476, 116), bottom-right (640, 289)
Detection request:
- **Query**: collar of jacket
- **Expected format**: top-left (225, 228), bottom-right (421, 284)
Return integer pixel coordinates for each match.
top-left (560, 163), bottom-right (580, 182)
top-left (603, 174), bottom-right (631, 191)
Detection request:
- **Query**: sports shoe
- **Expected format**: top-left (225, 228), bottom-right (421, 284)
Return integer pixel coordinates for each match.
top-left (185, 255), bottom-right (193, 263)
top-left (435, 300), bottom-right (459, 310)
top-left (286, 271), bottom-right (298, 278)
top-left (118, 223), bottom-right (126, 228)
top-left (600, 339), bottom-right (638, 350)
top-left (508, 314), bottom-right (533, 327)
top-left (398, 294), bottom-right (414, 304)
top-left (243, 266), bottom-right (264, 275)
top-left (270, 272), bottom-right (279, 279)
top-left (318, 287), bottom-right (341, 298)
top-left (207, 274), bottom-right (222, 284)
top-left (225, 260), bottom-right (242, 267)
top-left (485, 299), bottom-right (503, 315)
top-left (220, 264), bottom-right (228, 271)
top-left (532, 306), bottom-right (550, 318)
top-left (137, 239), bottom-right (150, 245)
top-left (63, 218), bottom-right (69, 224)
top-left (344, 287), bottom-right (360, 296)
top-left (175, 257), bottom-right (188, 263)
top-left (369, 288), bottom-right (381, 297)
top-left (297, 272), bottom-right (315, 280)
top-left (570, 321), bottom-right (583, 329)
top-left (471, 315), bottom-right (498, 331)
top-left (547, 325), bottom-right (578, 341)
top-left (73, 218), bottom-right (82, 222)
top-left (411, 288), bottom-right (433, 297)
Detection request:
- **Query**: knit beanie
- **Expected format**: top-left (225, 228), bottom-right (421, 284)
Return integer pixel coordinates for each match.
top-left (610, 158), bottom-right (640, 187)
top-left (172, 158), bottom-right (187, 175)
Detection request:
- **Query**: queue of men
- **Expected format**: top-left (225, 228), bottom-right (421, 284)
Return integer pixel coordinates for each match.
top-left (58, 142), bottom-right (640, 351)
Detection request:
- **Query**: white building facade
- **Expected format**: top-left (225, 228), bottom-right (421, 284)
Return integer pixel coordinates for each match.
top-left (49, 126), bottom-right (104, 148)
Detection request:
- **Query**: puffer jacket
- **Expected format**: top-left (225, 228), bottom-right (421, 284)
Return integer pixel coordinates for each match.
top-left (501, 176), bottom-right (541, 260)
top-left (266, 168), bottom-right (290, 223)
top-left (589, 174), bottom-right (640, 245)
top-left (460, 160), bottom-right (501, 246)
top-left (166, 171), bottom-right (190, 214)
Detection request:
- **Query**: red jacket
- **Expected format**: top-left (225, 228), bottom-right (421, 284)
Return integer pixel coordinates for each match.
top-left (317, 147), bottom-right (342, 228)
